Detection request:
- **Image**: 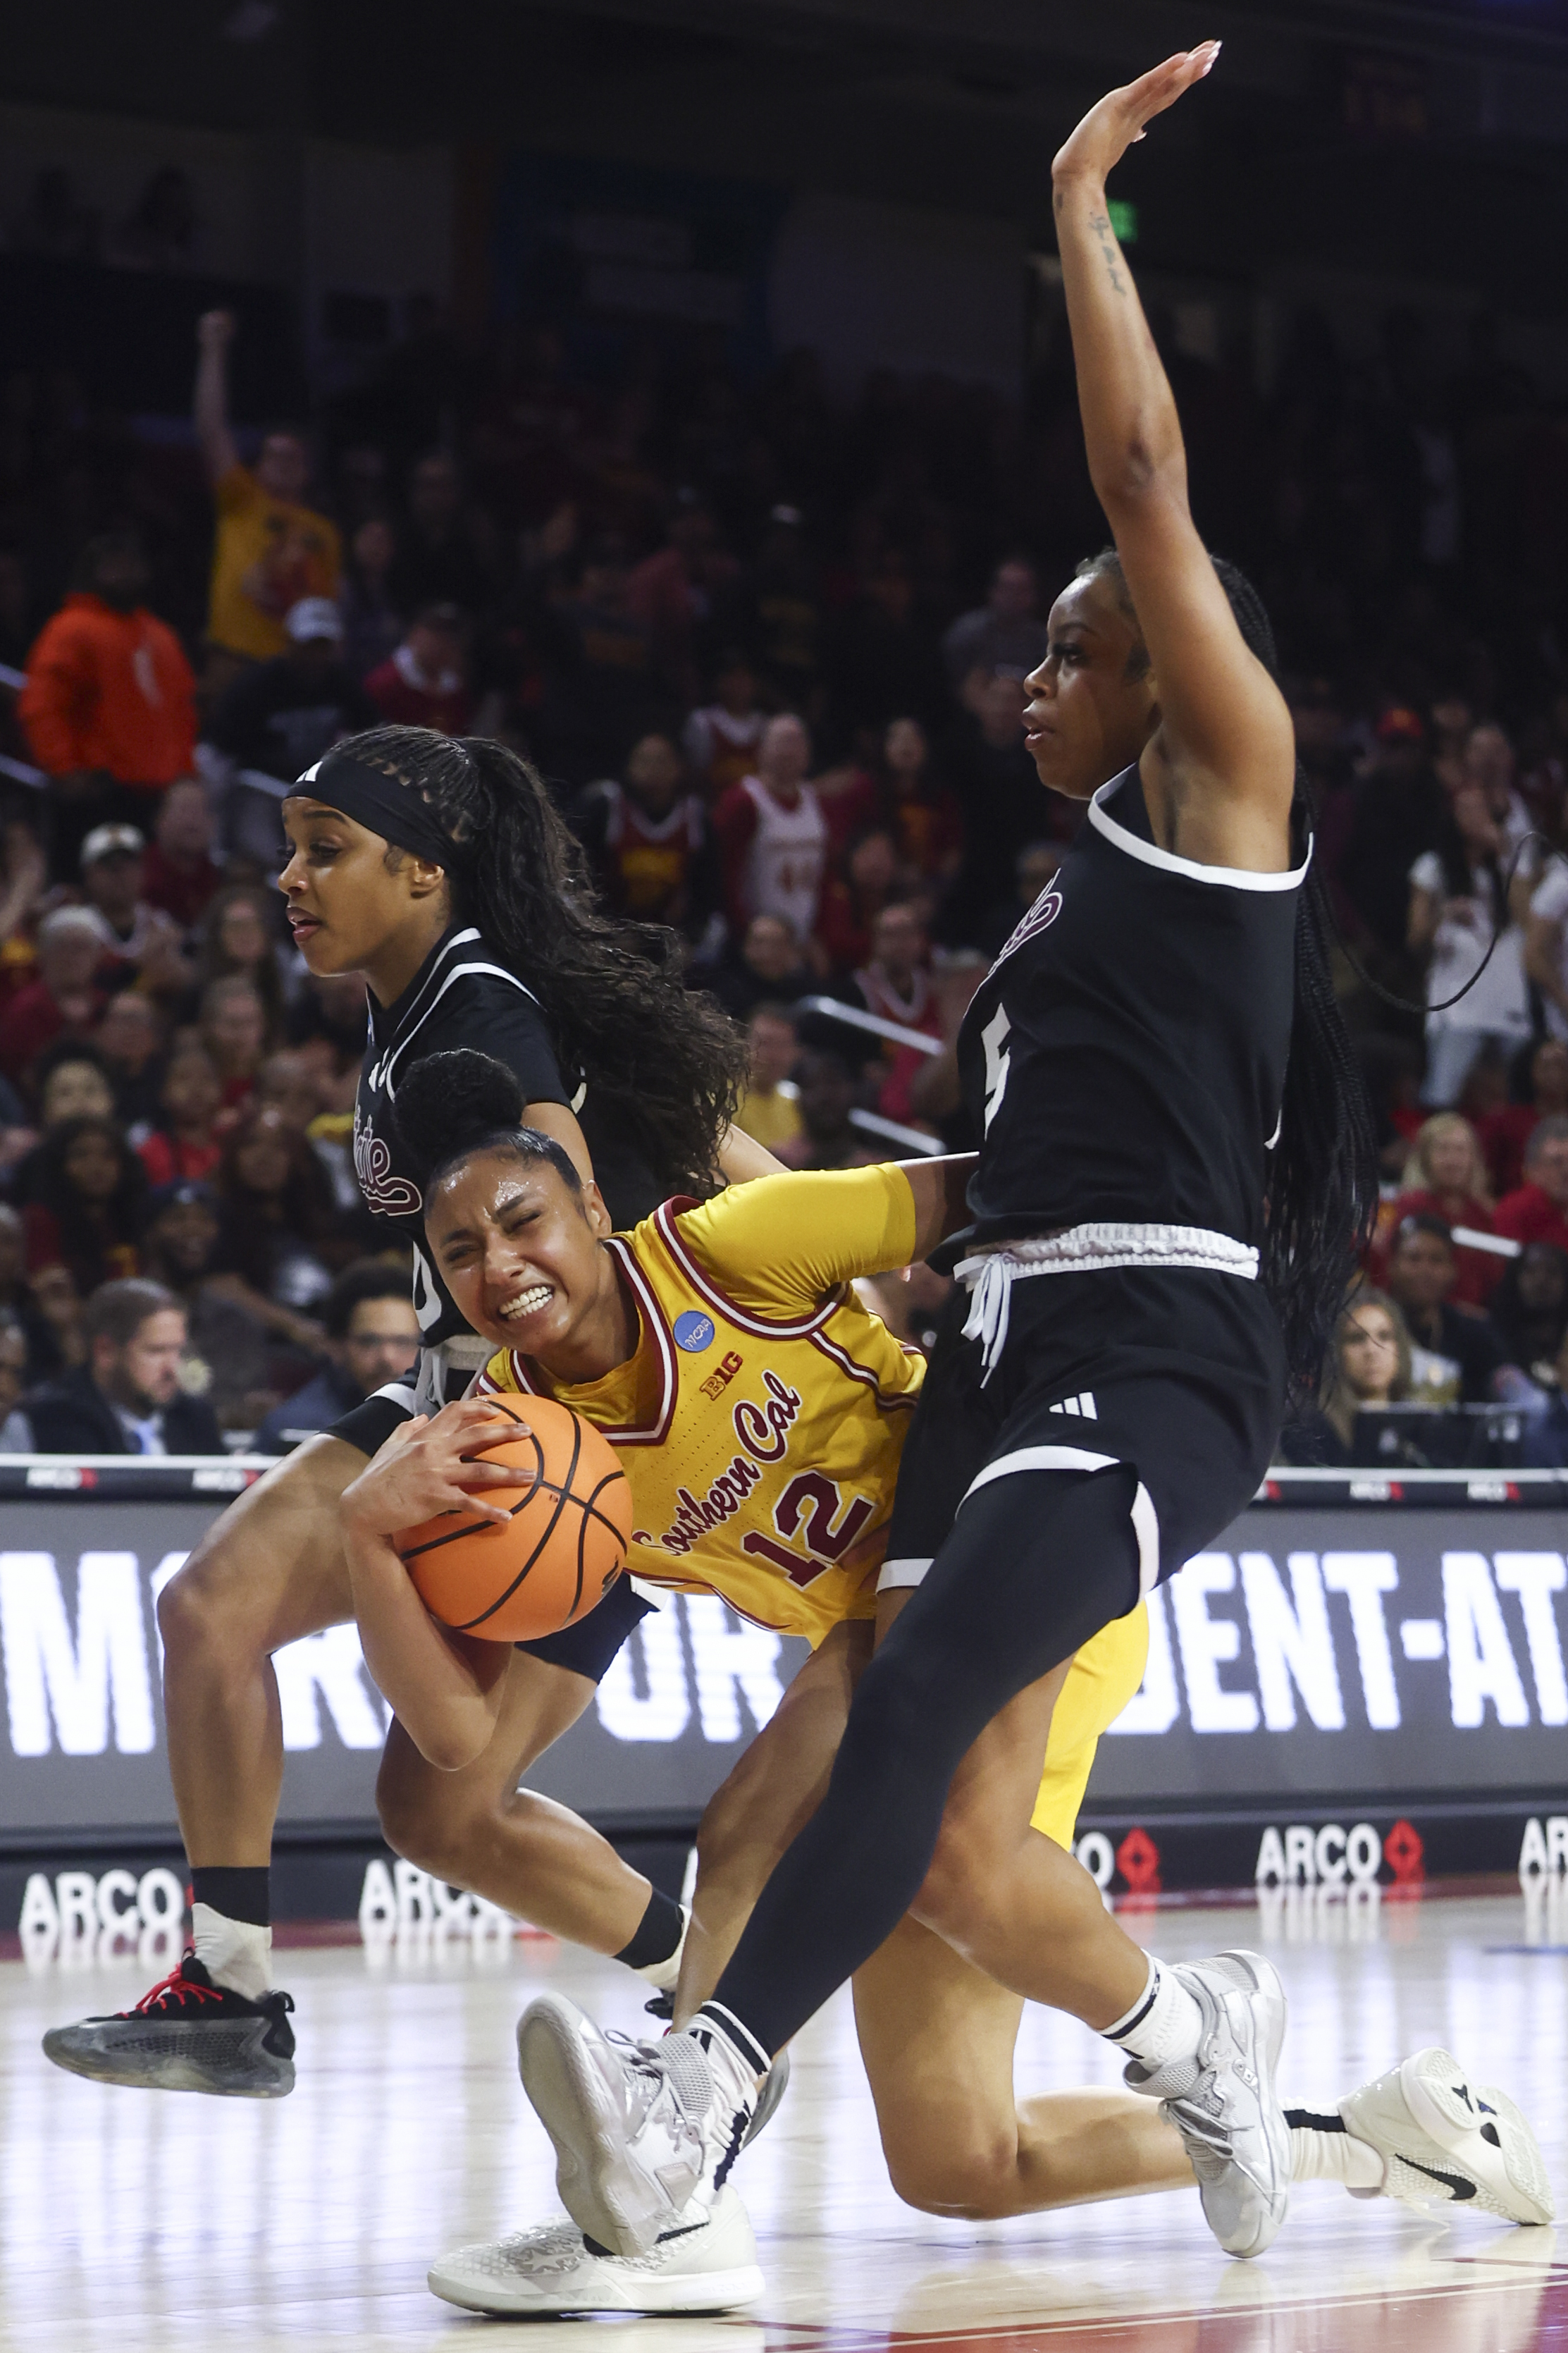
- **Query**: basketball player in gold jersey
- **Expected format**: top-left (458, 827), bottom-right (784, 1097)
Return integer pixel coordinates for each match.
top-left (334, 1047), bottom-right (1550, 2316)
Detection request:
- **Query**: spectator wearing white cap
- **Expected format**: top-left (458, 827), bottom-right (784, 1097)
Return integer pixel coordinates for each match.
top-left (201, 596), bottom-right (377, 862)
top-left (78, 824), bottom-right (188, 997)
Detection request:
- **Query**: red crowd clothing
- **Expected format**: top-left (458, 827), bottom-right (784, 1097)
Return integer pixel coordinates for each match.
top-left (584, 785), bottom-right (712, 926)
top-left (1478, 1103), bottom-right (1539, 1201)
top-left (20, 595), bottom-right (197, 786)
top-left (853, 964), bottom-right (944, 1124)
top-left (888, 788), bottom-right (964, 880)
top-left (684, 706), bottom-right (767, 801)
top-left (138, 1131), bottom-right (223, 1188)
top-left (364, 650), bottom-right (473, 737)
top-left (1493, 1182), bottom-right (1568, 1258)
top-left (0, 981), bottom-right (105, 1084)
top-left (815, 875), bottom-right (887, 976)
top-left (142, 843), bottom-right (225, 931)
top-left (1374, 1187), bottom-right (1501, 1308)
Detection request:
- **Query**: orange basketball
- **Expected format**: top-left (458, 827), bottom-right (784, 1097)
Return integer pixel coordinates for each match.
top-left (394, 1396), bottom-right (633, 1642)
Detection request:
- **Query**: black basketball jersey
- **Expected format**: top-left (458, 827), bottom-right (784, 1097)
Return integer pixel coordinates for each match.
top-left (949, 765), bottom-right (1305, 1257)
top-left (354, 923), bottom-right (664, 1346)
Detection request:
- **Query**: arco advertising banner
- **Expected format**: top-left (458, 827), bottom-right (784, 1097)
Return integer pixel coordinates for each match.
top-left (0, 1497), bottom-right (1564, 1848)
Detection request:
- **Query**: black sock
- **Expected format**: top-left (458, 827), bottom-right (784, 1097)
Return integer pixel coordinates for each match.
top-left (1284, 2108), bottom-right (1345, 2132)
top-left (190, 1866), bottom-right (271, 1927)
top-left (612, 1885), bottom-right (684, 1971)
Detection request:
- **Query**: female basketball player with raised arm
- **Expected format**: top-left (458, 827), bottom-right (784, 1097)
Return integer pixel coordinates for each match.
top-left (511, 44), bottom-right (1384, 2270)
top-left (318, 1052), bottom-right (1545, 2319)
top-left (44, 724), bottom-right (758, 2097)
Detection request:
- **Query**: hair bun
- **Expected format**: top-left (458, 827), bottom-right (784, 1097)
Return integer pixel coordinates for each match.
top-left (393, 1050), bottom-right (526, 1180)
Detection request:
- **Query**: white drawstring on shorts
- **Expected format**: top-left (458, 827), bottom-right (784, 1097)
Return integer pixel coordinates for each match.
top-left (955, 1222), bottom-right (1260, 1382)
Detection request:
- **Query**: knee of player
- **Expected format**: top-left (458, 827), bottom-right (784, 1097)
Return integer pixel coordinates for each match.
top-left (886, 2137), bottom-right (1018, 2220)
top-left (155, 1558), bottom-right (232, 1661)
top-left (376, 1762), bottom-right (474, 1879)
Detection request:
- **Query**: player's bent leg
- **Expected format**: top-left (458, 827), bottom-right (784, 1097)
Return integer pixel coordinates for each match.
top-left (42, 1434), bottom-right (364, 2096)
top-left (376, 1649), bottom-right (662, 1958)
top-left (854, 1915), bottom-right (1192, 2219)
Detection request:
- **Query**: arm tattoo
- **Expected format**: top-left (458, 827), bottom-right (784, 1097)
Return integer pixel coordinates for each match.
top-left (1089, 211), bottom-right (1126, 295)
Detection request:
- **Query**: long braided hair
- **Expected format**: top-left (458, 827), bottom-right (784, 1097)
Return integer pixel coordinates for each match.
top-left (321, 726), bottom-right (747, 1194)
top-left (1080, 550), bottom-right (1379, 1403)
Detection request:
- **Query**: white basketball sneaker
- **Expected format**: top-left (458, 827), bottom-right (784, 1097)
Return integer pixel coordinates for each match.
top-left (516, 1993), bottom-right (756, 2258)
top-left (1122, 1949), bottom-right (1290, 2260)
top-left (427, 2187), bottom-right (764, 2316)
top-left (1340, 2048), bottom-right (1554, 2225)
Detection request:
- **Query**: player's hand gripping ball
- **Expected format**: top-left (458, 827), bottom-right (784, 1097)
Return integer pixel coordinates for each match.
top-left (395, 1397), bottom-right (632, 1641)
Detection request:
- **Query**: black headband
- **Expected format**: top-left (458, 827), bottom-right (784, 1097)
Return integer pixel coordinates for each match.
top-left (288, 751), bottom-right (461, 871)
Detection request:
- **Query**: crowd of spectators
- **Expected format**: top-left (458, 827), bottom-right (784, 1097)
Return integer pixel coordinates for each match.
top-left (5, 276), bottom-right (1568, 1453)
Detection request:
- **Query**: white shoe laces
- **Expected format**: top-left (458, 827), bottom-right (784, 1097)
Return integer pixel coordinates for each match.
top-left (603, 2029), bottom-right (705, 2160)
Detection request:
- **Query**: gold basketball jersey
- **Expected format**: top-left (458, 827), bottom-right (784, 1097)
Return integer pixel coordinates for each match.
top-left (479, 1167), bottom-right (925, 1644)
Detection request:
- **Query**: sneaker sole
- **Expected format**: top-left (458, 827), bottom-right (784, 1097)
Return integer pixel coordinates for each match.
top-left (427, 2256), bottom-right (765, 2316)
top-left (40, 2028), bottom-right (294, 2099)
top-left (1400, 2049), bottom-right (1555, 2225)
top-left (516, 1997), bottom-right (669, 2258)
top-left (1208, 1948), bottom-right (1291, 2259)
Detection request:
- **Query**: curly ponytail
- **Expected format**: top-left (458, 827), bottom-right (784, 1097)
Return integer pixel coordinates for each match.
top-left (324, 725), bottom-right (747, 1194)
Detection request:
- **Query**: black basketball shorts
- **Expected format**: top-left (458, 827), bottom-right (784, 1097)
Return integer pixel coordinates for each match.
top-left (881, 1265), bottom-right (1285, 1598)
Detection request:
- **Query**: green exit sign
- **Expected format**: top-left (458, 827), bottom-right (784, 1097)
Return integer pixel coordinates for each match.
top-left (1107, 198), bottom-right (1139, 244)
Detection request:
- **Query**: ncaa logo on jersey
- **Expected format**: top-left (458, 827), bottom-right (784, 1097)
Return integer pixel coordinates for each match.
top-left (673, 1310), bottom-right (716, 1353)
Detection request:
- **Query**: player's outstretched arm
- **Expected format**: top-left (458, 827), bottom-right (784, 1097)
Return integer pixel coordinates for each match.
top-left (1052, 50), bottom-right (1295, 858)
top-left (340, 1405), bottom-right (528, 1770)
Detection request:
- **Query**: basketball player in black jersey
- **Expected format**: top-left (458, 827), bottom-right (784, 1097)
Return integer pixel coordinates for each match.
top-left (44, 724), bottom-right (768, 2096)
top-left (515, 47), bottom-right (1381, 2271)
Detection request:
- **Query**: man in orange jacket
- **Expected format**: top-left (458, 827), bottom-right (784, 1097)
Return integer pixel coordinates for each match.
top-left (19, 532), bottom-right (198, 878)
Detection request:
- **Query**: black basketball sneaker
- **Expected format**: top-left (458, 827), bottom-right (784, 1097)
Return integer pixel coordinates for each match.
top-left (42, 1955), bottom-right (296, 2096)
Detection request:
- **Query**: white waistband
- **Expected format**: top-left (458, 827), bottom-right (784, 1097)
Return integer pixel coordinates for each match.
top-left (954, 1222), bottom-right (1259, 1382)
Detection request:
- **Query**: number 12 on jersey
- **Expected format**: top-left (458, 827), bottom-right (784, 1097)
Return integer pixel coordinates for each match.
top-left (741, 1471), bottom-right (876, 1587)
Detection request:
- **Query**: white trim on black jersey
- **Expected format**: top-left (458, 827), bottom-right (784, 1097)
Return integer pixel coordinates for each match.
top-left (364, 927), bottom-right (544, 1099)
top-left (1087, 776), bottom-right (1311, 894)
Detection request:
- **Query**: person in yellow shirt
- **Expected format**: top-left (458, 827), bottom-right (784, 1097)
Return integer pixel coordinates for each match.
top-left (194, 309), bottom-right (342, 672)
top-left (731, 1000), bottom-right (804, 1156)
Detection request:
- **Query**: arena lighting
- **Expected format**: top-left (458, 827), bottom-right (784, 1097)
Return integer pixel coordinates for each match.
top-left (1107, 198), bottom-right (1139, 243)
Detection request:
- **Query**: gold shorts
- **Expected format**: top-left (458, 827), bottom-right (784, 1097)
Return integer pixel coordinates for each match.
top-left (1030, 1602), bottom-right (1149, 1849)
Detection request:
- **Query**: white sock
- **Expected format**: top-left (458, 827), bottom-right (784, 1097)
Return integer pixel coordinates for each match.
top-left (1289, 2115), bottom-right (1385, 2192)
top-left (192, 1903), bottom-right (271, 2002)
top-left (1102, 1958), bottom-right (1202, 2074)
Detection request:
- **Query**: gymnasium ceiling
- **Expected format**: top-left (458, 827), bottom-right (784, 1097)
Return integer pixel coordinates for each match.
top-left (11, 0), bottom-right (1568, 300)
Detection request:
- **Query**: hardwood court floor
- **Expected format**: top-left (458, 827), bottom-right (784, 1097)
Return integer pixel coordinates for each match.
top-left (1, 1889), bottom-right (1565, 2350)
